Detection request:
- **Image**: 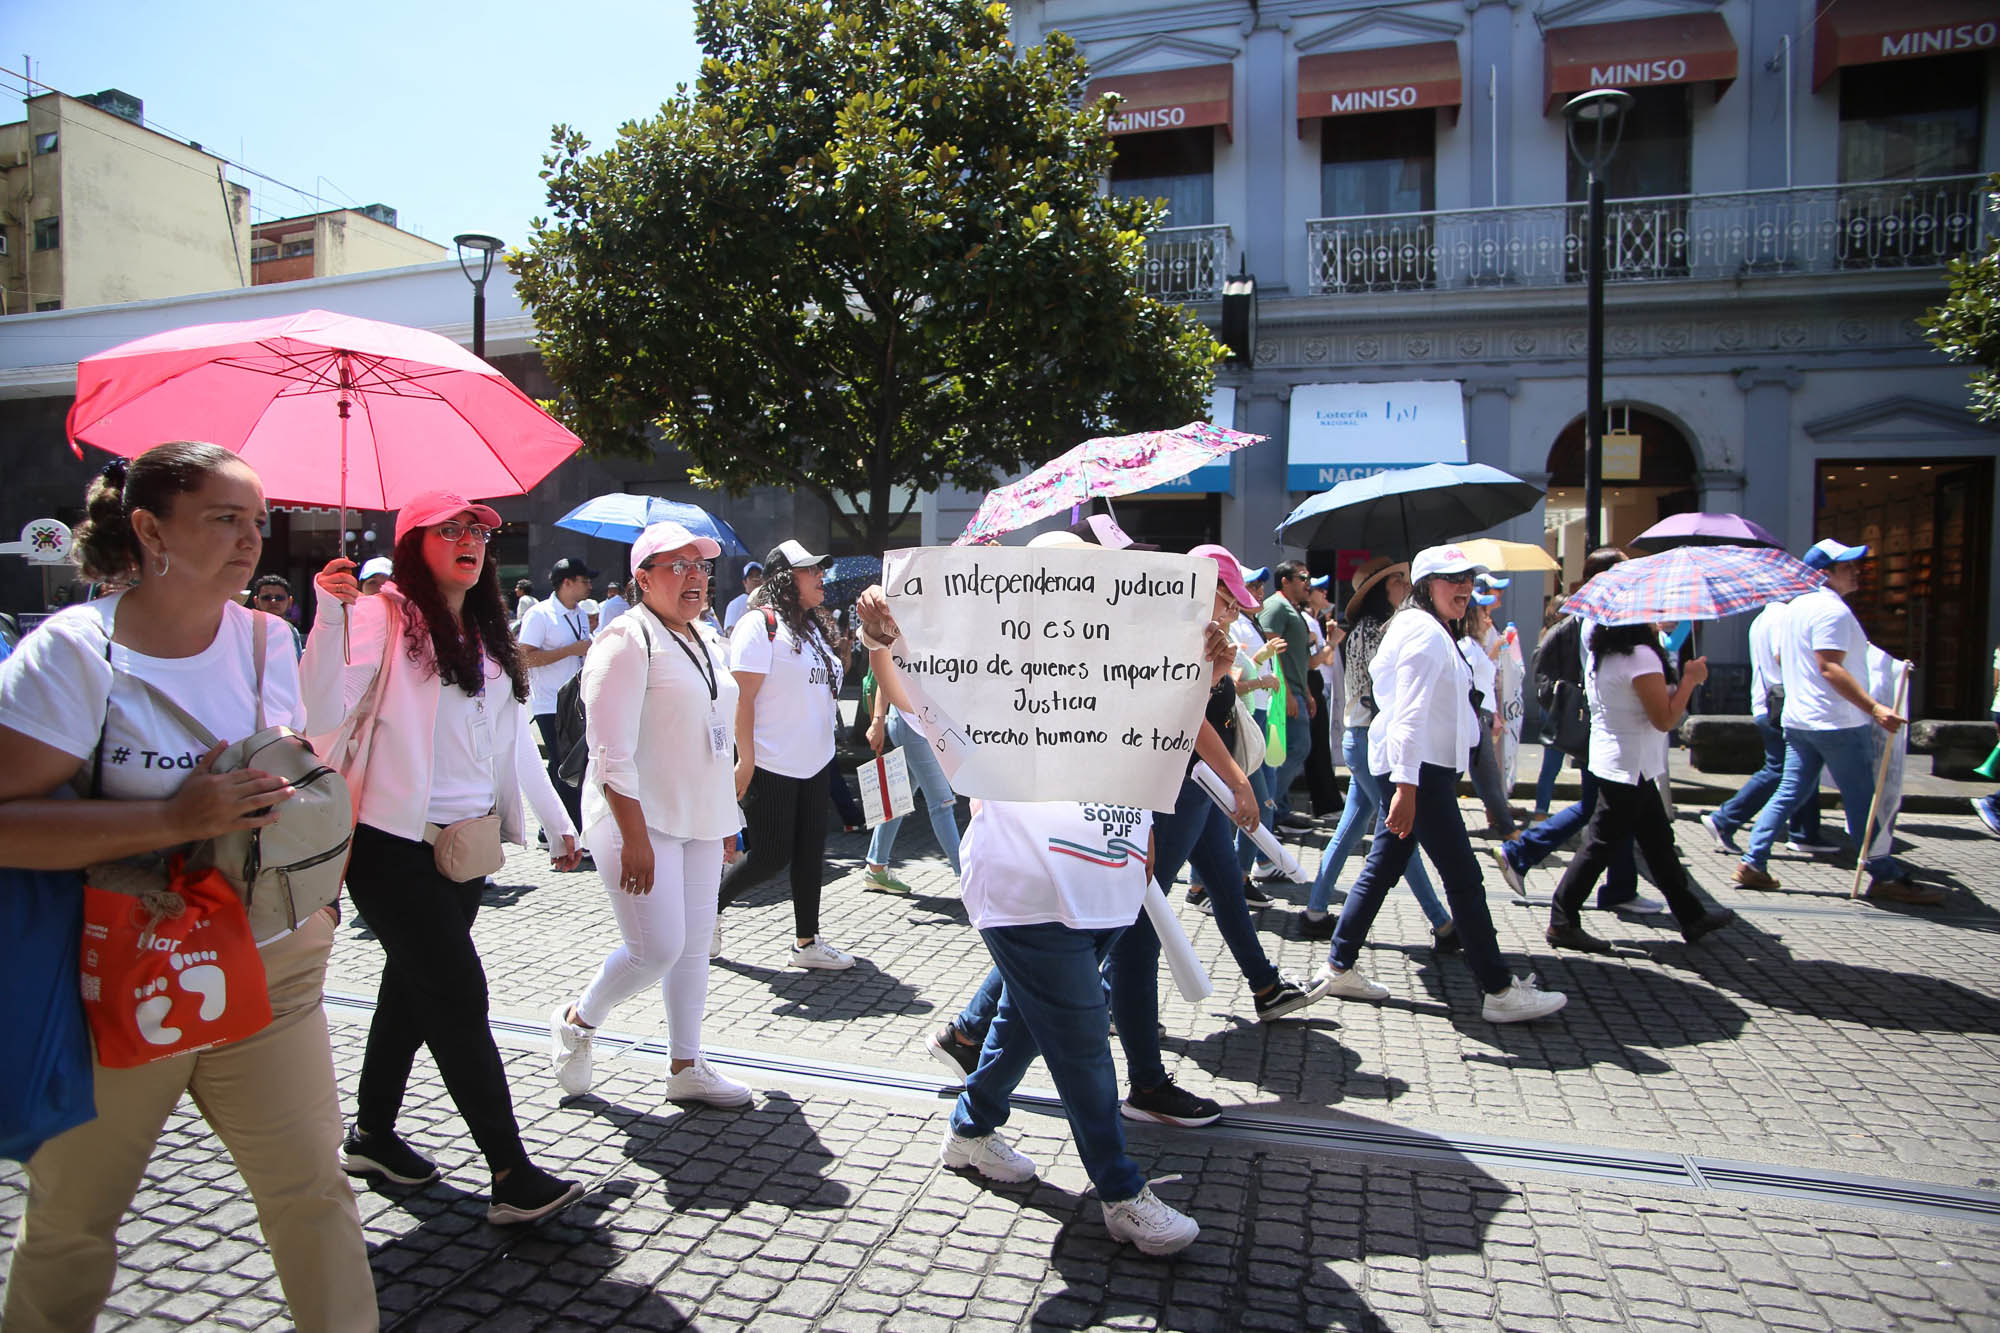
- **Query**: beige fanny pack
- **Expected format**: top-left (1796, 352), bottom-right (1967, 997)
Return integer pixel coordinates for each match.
top-left (424, 811), bottom-right (504, 882)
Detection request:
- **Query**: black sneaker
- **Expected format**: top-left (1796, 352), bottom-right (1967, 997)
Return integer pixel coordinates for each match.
top-left (1297, 910), bottom-right (1336, 941)
top-left (487, 1162), bottom-right (585, 1225)
top-left (341, 1128), bottom-right (439, 1186)
top-left (1545, 921), bottom-right (1613, 954)
top-left (1241, 879), bottom-right (1273, 907)
top-left (1431, 921), bottom-right (1463, 955)
top-left (1253, 975), bottom-right (1316, 1022)
top-left (1120, 1076), bottom-right (1222, 1128)
top-left (1185, 885), bottom-right (1213, 914)
top-left (924, 1023), bottom-right (980, 1081)
top-left (1681, 907), bottom-right (1738, 945)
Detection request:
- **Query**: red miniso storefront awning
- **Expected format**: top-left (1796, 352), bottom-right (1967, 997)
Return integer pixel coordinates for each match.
top-left (1087, 63), bottom-right (1234, 141)
top-left (1544, 13), bottom-right (1738, 114)
top-left (1812, 0), bottom-right (2000, 90)
top-left (1296, 41), bottom-right (1463, 131)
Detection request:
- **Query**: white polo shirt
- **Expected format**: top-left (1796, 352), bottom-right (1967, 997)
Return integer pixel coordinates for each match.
top-left (518, 596), bottom-right (592, 717)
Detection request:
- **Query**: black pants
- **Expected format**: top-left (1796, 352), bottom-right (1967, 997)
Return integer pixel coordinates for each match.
top-left (827, 764), bottom-right (866, 830)
top-left (718, 761), bottom-right (831, 939)
top-left (533, 712), bottom-right (584, 833)
top-left (1550, 776), bottom-right (1708, 930)
top-left (346, 824), bottom-right (526, 1174)
top-left (1328, 763), bottom-right (1511, 993)
top-left (1305, 673), bottom-right (1342, 816)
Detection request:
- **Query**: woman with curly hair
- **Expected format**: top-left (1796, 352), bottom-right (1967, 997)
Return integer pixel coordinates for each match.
top-left (303, 490), bottom-right (583, 1226)
top-left (716, 540), bottom-right (861, 971)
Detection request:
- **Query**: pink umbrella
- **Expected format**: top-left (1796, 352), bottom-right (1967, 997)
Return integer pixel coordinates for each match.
top-left (66, 309), bottom-right (583, 541)
top-left (954, 422), bottom-right (1264, 546)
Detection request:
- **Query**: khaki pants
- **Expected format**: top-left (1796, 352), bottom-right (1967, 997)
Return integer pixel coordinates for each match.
top-left (4, 907), bottom-right (377, 1333)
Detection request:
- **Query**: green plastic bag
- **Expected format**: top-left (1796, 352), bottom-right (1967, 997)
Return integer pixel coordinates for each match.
top-left (1264, 669), bottom-right (1288, 768)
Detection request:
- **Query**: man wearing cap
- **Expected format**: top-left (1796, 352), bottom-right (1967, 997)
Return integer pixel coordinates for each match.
top-left (1302, 574), bottom-right (1345, 820)
top-left (1258, 560), bottom-right (1317, 832)
top-left (723, 563), bottom-right (764, 632)
top-left (1735, 540), bottom-right (1940, 905)
top-left (519, 555), bottom-right (600, 835)
top-left (358, 555), bottom-right (395, 596)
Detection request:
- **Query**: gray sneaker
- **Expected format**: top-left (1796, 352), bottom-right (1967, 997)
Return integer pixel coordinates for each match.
top-left (1699, 812), bottom-right (1738, 854)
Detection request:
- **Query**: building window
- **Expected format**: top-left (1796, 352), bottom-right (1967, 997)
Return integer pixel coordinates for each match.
top-left (251, 247), bottom-right (279, 264)
top-left (32, 131), bottom-right (57, 155)
top-left (32, 217), bottom-right (59, 251)
top-left (282, 239), bottom-right (314, 258)
top-left (35, 301), bottom-right (60, 312)
top-left (1566, 86), bottom-right (1691, 280)
top-left (1108, 128), bottom-right (1215, 227)
top-left (1320, 109), bottom-right (1435, 218)
top-left (1840, 52), bottom-right (1983, 183)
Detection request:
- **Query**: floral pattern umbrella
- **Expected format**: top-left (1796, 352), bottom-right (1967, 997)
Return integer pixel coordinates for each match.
top-left (954, 422), bottom-right (1264, 546)
top-left (1560, 545), bottom-right (1823, 625)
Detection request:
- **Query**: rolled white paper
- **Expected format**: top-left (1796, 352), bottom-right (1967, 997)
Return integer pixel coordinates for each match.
top-left (1190, 761), bottom-right (1308, 882)
top-left (1142, 882), bottom-right (1212, 1002)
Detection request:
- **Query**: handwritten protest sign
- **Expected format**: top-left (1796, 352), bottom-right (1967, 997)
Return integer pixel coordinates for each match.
top-left (882, 545), bottom-right (1216, 811)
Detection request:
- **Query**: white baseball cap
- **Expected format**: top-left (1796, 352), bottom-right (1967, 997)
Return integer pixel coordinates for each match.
top-left (766, 539), bottom-right (829, 570)
top-left (1026, 530), bottom-right (1092, 549)
top-left (1409, 545), bottom-right (1489, 584)
top-left (631, 520), bottom-right (722, 576)
top-left (358, 556), bottom-right (394, 582)
top-left (1802, 538), bottom-right (1867, 571)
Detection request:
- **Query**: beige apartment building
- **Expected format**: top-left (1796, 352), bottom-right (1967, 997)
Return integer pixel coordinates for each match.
top-left (251, 204), bottom-right (444, 285)
top-left (0, 89), bottom-right (251, 314)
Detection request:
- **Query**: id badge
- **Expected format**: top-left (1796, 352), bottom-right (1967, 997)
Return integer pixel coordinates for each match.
top-left (707, 708), bottom-right (731, 758)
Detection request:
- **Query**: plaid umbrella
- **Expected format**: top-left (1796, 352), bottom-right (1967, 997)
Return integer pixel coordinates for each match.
top-left (1560, 545), bottom-right (1823, 625)
top-left (954, 422), bottom-right (1264, 545)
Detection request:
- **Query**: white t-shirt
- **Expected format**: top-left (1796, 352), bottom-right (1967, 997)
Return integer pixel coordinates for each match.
top-left (428, 657), bottom-right (504, 824)
top-left (1228, 613), bottom-right (1264, 658)
top-left (960, 799), bottom-right (1153, 931)
top-left (518, 596), bottom-right (592, 716)
top-left (1778, 587), bottom-right (1871, 731)
top-left (729, 609), bottom-right (841, 778)
top-left (0, 595), bottom-right (305, 802)
top-left (595, 593), bottom-right (630, 631)
top-left (723, 593), bottom-right (752, 631)
top-left (1586, 644), bottom-right (1669, 785)
top-left (1747, 600), bottom-right (1788, 720)
top-left (1458, 634), bottom-right (1498, 715)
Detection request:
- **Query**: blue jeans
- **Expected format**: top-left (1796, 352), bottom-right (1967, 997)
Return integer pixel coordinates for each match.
top-left (955, 966), bottom-right (1003, 1036)
top-left (1713, 712), bottom-right (1823, 841)
top-left (953, 922), bottom-right (1146, 1204)
top-left (866, 714), bottom-right (963, 875)
top-left (1307, 727), bottom-right (1445, 925)
top-left (1326, 765), bottom-right (1512, 994)
top-left (1224, 759), bottom-right (1273, 878)
top-left (1503, 768), bottom-right (1636, 907)
top-left (1744, 724), bottom-right (1899, 878)
top-left (1533, 746), bottom-right (1567, 814)
top-left (1154, 777), bottom-right (1278, 994)
top-left (959, 951), bottom-right (1169, 1099)
top-left (1267, 699), bottom-right (1310, 821)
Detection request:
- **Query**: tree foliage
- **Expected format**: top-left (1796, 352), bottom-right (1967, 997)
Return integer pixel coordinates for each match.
top-left (1922, 174), bottom-right (2000, 423)
top-left (513, 0), bottom-right (1225, 549)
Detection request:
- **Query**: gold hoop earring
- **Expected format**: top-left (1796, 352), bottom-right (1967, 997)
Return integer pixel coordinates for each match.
top-left (153, 552), bottom-right (170, 578)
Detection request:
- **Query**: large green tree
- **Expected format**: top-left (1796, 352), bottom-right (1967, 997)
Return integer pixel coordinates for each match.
top-left (1923, 174), bottom-right (2000, 423)
top-left (513, 0), bottom-right (1224, 549)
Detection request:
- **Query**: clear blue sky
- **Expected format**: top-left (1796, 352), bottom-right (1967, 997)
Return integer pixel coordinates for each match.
top-left (8, 0), bottom-right (705, 248)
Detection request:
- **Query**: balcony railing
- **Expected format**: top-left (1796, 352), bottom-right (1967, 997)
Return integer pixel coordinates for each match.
top-left (1140, 224), bottom-right (1233, 301)
top-left (1305, 174), bottom-right (1994, 296)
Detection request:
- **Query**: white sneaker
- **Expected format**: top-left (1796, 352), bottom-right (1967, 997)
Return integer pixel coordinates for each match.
top-left (1102, 1183), bottom-right (1199, 1255)
top-left (1606, 892), bottom-right (1668, 915)
top-left (1251, 862), bottom-right (1288, 883)
top-left (710, 918), bottom-right (724, 960)
top-left (1700, 812), bottom-right (1738, 854)
top-left (1307, 962), bottom-right (1390, 1002)
top-left (940, 1127), bottom-right (1037, 1182)
top-left (664, 1057), bottom-right (753, 1107)
top-left (1786, 837), bottom-right (1842, 856)
top-left (547, 1006), bottom-right (594, 1096)
top-left (1482, 974), bottom-right (1568, 1023)
top-left (790, 936), bottom-right (857, 970)
top-left (1488, 845), bottom-right (1527, 898)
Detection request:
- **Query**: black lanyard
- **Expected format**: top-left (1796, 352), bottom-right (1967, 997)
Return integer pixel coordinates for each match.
top-left (565, 608), bottom-right (586, 642)
top-left (666, 623), bottom-right (717, 701)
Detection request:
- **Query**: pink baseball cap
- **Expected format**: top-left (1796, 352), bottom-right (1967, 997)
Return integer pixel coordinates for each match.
top-left (1189, 543), bottom-right (1258, 612)
top-left (631, 520), bottom-right (722, 576)
top-left (394, 489), bottom-right (502, 544)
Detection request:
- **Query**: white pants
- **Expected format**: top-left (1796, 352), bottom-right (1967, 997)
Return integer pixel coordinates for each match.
top-left (577, 821), bottom-right (723, 1061)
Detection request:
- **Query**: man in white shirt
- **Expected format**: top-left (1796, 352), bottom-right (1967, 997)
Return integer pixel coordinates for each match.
top-left (1701, 598), bottom-right (1830, 854)
top-left (1736, 540), bottom-right (1940, 905)
top-left (518, 555), bottom-right (598, 832)
top-left (722, 562), bottom-right (763, 631)
top-left (594, 580), bottom-right (631, 632)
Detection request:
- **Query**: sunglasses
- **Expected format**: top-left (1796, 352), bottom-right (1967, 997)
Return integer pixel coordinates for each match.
top-left (433, 522), bottom-right (496, 544)
top-left (641, 558), bottom-right (714, 579)
top-left (1432, 572), bottom-right (1477, 586)
top-left (254, 591), bottom-right (290, 603)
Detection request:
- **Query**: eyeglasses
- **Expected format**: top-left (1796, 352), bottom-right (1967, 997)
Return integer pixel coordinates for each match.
top-left (641, 558), bottom-right (714, 579)
top-left (254, 591), bottom-right (290, 604)
top-left (433, 522), bottom-right (495, 544)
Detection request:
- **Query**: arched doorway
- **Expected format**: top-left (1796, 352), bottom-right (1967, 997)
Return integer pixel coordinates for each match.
top-left (1543, 407), bottom-right (1700, 582)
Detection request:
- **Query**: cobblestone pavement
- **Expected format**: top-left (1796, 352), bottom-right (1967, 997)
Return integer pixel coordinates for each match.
top-left (5, 791), bottom-right (2000, 1330)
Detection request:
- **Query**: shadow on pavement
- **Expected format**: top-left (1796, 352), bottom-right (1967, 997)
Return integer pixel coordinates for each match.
top-left (1660, 914), bottom-right (2000, 1035)
top-left (713, 955), bottom-right (929, 1022)
top-left (1162, 1018), bottom-right (1414, 1106)
top-left (574, 1089), bottom-right (853, 1214)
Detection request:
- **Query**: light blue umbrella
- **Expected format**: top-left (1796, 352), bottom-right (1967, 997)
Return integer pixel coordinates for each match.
top-left (555, 492), bottom-right (748, 556)
top-left (1275, 462), bottom-right (1542, 553)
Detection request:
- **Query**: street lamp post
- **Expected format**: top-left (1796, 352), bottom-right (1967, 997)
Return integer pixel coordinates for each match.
top-left (1563, 89), bottom-right (1631, 552)
top-left (453, 233), bottom-right (504, 362)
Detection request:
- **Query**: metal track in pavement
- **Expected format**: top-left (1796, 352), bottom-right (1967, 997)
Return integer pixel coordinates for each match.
top-left (323, 989), bottom-right (2000, 1227)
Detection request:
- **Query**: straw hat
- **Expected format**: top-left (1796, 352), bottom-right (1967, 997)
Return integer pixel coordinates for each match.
top-left (1344, 557), bottom-right (1410, 620)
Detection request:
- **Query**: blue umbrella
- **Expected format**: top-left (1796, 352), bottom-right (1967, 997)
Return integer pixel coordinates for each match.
top-left (821, 555), bottom-right (883, 607)
top-left (555, 492), bottom-right (748, 556)
top-left (1276, 462), bottom-right (1542, 553)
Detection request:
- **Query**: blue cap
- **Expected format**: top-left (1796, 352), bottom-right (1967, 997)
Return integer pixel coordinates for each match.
top-left (1477, 572), bottom-right (1510, 589)
top-left (1471, 591), bottom-right (1499, 606)
top-left (1801, 538), bottom-right (1867, 571)
top-left (1309, 574), bottom-right (1331, 590)
top-left (1240, 565), bottom-right (1270, 585)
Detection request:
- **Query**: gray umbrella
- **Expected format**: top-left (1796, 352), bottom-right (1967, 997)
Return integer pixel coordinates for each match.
top-left (1275, 462), bottom-right (1544, 554)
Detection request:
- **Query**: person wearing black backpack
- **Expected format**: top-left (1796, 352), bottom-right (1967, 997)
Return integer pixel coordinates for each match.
top-left (1488, 547), bottom-right (1654, 913)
